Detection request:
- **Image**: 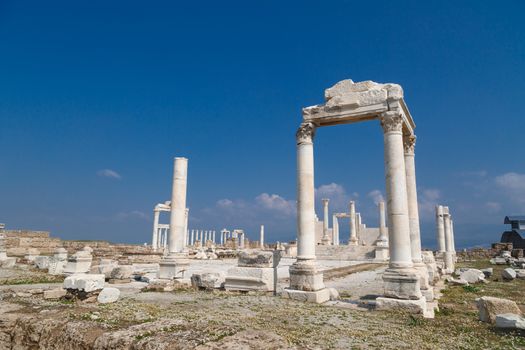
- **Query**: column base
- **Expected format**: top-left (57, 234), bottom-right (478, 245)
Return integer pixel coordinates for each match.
top-left (383, 268), bottom-right (422, 300)
top-left (282, 287), bottom-right (336, 304)
top-left (413, 263), bottom-right (431, 291)
top-left (375, 296), bottom-right (429, 316)
top-left (348, 239), bottom-right (358, 246)
top-left (321, 237), bottom-right (331, 245)
top-left (374, 246), bottom-right (389, 261)
top-left (158, 255), bottom-right (190, 280)
top-left (289, 260), bottom-right (325, 292)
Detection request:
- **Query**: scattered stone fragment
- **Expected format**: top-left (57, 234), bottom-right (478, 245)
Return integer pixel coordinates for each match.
top-left (459, 269), bottom-right (485, 284)
top-left (477, 296), bottom-right (522, 323)
top-left (64, 274), bottom-right (105, 292)
top-left (191, 272), bottom-right (225, 290)
top-left (43, 288), bottom-right (67, 300)
top-left (502, 268), bottom-right (517, 281)
top-left (97, 287), bottom-right (120, 303)
top-left (445, 276), bottom-right (468, 286)
top-left (495, 313), bottom-right (525, 330)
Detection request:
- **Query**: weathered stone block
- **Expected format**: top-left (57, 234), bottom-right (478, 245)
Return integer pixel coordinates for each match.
top-left (110, 265), bottom-right (133, 280)
top-left (34, 256), bottom-right (49, 270)
top-left (382, 268), bottom-right (422, 300)
top-left (495, 313), bottom-right (525, 330)
top-left (191, 272), bottom-right (225, 290)
top-left (502, 268), bottom-right (517, 280)
top-left (224, 267), bottom-right (275, 292)
top-left (375, 296), bottom-right (427, 315)
top-left (43, 288), bottom-right (67, 299)
top-left (281, 287), bottom-right (331, 304)
top-left (238, 250), bottom-right (281, 268)
top-left (477, 296), bottom-right (522, 323)
top-left (64, 274), bottom-right (105, 292)
top-left (459, 269), bottom-right (485, 284)
top-left (97, 287), bottom-right (120, 304)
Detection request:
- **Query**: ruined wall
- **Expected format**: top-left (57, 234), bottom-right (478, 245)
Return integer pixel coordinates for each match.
top-left (4, 230), bottom-right (61, 256)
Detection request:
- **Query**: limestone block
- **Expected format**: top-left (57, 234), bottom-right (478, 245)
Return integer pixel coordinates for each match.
top-left (25, 248), bottom-right (40, 261)
top-left (516, 270), bottom-right (525, 279)
top-left (224, 267), bottom-right (275, 292)
top-left (382, 269), bottom-right (422, 300)
top-left (502, 268), bottom-right (517, 280)
top-left (375, 296), bottom-right (427, 315)
top-left (54, 247), bottom-right (68, 260)
top-left (191, 272), bottom-right (225, 290)
top-left (446, 277), bottom-right (469, 286)
top-left (47, 257), bottom-right (67, 275)
top-left (477, 296), bottom-right (522, 323)
top-left (289, 262), bottom-right (325, 292)
top-left (158, 257), bottom-right (189, 279)
top-left (281, 288), bottom-right (331, 304)
top-left (97, 287), bottom-right (120, 304)
top-left (82, 246), bottom-right (94, 254)
top-left (0, 257), bottom-right (16, 268)
top-left (495, 313), bottom-right (525, 330)
top-left (238, 250), bottom-right (281, 268)
top-left (34, 256), bottom-right (50, 270)
top-left (502, 251), bottom-right (512, 258)
top-left (490, 257), bottom-right (507, 265)
top-left (110, 265), bottom-right (133, 280)
top-left (64, 274), bottom-right (105, 292)
top-left (43, 288), bottom-right (67, 300)
top-left (194, 250), bottom-right (208, 260)
top-left (64, 251), bottom-right (93, 275)
top-left (206, 252), bottom-right (218, 260)
top-left (459, 269), bottom-right (485, 284)
top-left (94, 259), bottom-right (119, 278)
top-left (374, 246), bottom-right (389, 261)
top-left (132, 263), bottom-right (159, 274)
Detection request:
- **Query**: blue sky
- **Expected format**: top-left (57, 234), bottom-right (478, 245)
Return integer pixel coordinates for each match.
top-left (1, 1), bottom-right (524, 248)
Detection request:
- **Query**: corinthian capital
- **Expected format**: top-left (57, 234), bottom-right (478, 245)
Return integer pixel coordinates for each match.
top-left (403, 135), bottom-right (416, 155)
top-left (380, 111), bottom-right (403, 134)
top-left (296, 122), bottom-right (316, 144)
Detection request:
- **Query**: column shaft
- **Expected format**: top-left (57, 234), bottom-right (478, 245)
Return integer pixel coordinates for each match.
top-left (404, 135), bottom-right (423, 264)
top-left (168, 157), bottom-right (188, 254)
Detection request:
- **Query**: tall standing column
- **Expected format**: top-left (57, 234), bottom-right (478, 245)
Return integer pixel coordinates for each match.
top-left (443, 206), bottom-right (454, 272)
top-left (404, 135), bottom-right (431, 294)
top-left (356, 213), bottom-right (362, 242)
top-left (450, 217), bottom-right (456, 254)
top-left (190, 229), bottom-right (194, 246)
top-left (378, 201), bottom-right (388, 243)
top-left (152, 209), bottom-right (160, 251)
top-left (184, 208), bottom-right (189, 247)
top-left (404, 135), bottom-right (423, 265)
top-left (287, 122), bottom-right (327, 300)
top-left (167, 157), bottom-right (189, 254)
top-left (321, 199), bottom-right (330, 245)
top-left (436, 205), bottom-right (446, 253)
top-left (260, 225), bottom-right (265, 248)
top-left (332, 215), bottom-right (339, 246)
top-left (212, 230), bottom-right (216, 243)
top-left (349, 201), bottom-right (358, 245)
top-left (379, 111), bottom-right (421, 300)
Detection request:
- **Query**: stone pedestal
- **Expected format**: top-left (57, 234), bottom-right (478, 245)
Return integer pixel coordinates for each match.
top-left (382, 268), bottom-right (422, 300)
top-left (225, 250), bottom-right (280, 292)
top-left (376, 296), bottom-right (427, 315)
top-left (374, 245), bottom-right (389, 261)
top-left (64, 251), bottom-right (93, 275)
top-left (158, 255), bottom-right (190, 280)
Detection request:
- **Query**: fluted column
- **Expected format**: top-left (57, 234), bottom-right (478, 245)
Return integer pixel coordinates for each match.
top-left (349, 201), bottom-right (358, 245)
top-left (403, 135), bottom-right (423, 264)
top-left (152, 209), bottom-right (160, 251)
top-left (321, 199), bottom-right (330, 245)
top-left (380, 112), bottom-right (413, 269)
top-left (436, 205), bottom-right (446, 253)
top-left (168, 157), bottom-right (188, 255)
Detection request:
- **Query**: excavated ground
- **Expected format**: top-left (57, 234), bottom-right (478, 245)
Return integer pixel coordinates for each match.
top-left (0, 261), bottom-right (524, 349)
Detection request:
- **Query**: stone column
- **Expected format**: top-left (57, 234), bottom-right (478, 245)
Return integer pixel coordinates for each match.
top-left (378, 111), bottom-right (421, 300)
top-left (403, 134), bottom-right (430, 295)
top-left (168, 157), bottom-right (188, 254)
top-left (349, 201), bottom-right (358, 245)
top-left (152, 209), bottom-right (160, 251)
top-left (450, 218), bottom-right (456, 254)
top-left (378, 201), bottom-right (388, 243)
top-left (321, 199), bottom-right (330, 245)
top-left (285, 122), bottom-right (329, 303)
top-left (159, 157), bottom-right (190, 280)
top-left (443, 206), bottom-right (454, 273)
top-left (260, 225), bottom-right (265, 248)
top-left (190, 229), bottom-right (194, 246)
top-left (184, 208), bottom-right (189, 247)
top-left (212, 230), bottom-right (216, 243)
top-left (436, 205), bottom-right (446, 253)
top-left (356, 213), bottom-right (362, 242)
top-left (332, 215), bottom-right (338, 246)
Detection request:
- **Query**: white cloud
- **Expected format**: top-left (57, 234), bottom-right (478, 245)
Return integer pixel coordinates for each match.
top-left (485, 201), bottom-right (502, 213)
top-left (315, 183), bottom-right (357, 213)
top-left (418, 188), bottom-right (441, 221)
top-left (115, 210), bottom-right (149, 221)
top-left (255, 193), bottom-right (295, 216)
top-left (495, 172), bottom-right (525, 192)
top-left (97, 169), bottom-right (122, 180)
top-left (367, 189), bottom-right (384, 205)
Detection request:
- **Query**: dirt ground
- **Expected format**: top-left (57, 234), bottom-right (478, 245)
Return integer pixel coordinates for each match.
top-left (1, 261), bottom-right (524, 349)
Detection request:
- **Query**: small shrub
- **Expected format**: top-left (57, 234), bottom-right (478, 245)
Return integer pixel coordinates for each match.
top-left (463, 285), bottom-right (481, 293)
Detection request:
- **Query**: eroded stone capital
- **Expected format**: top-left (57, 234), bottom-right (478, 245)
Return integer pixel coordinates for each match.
top-left (296, 122), bottom-right (316, 144)
top-left (403, 135), bottom-right (417, 155)
top-left (380, 111), bottom-right (403, 134)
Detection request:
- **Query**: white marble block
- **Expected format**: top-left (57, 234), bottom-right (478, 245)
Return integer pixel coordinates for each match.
top-left (64, 274), bottom-right (105, 292)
